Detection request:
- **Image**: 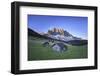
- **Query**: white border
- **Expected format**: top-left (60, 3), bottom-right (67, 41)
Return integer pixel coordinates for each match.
top-left (20, 6), bottom-right (95, 70)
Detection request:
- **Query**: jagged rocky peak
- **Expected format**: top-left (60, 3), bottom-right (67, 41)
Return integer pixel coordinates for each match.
top-left (48, 28), bottom-right (72, 37)
top-left (48, 28), bottom-right (64, 35)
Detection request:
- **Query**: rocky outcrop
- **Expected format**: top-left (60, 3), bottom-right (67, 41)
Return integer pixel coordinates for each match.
top-left (48, 28), bottom-right (72, 36)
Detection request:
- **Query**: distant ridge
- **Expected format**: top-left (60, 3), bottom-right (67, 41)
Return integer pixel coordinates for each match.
top-left (42, 28), bottom-right (82, 41)
top-left (28, 28), bottom-right (87, 45)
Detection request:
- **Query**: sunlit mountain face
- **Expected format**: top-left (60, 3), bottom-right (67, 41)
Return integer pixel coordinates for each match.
top-left (40, 28), bottom-right (82, 41)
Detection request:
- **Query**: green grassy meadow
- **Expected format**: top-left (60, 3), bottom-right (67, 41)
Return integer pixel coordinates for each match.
top-left (28, 36), bottom-right (88, 61)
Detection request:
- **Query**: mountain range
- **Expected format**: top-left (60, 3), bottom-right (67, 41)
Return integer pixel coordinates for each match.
top-left (41, 28), bottom-right (82, 41)
top-left (28, 28), bottom-right (87, 45)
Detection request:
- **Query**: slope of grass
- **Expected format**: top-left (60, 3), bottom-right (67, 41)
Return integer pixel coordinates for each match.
top-left (28, 36), bottom-right (88, 61)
